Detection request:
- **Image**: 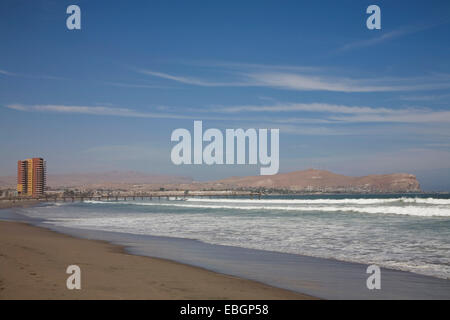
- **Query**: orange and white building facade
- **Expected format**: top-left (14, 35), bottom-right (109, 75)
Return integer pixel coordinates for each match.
top-left (17, 158), bottom-right (46, 197)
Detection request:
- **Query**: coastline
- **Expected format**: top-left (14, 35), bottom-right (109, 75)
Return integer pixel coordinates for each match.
top-left (1, 199), bottom-right (449, 300)
top-left (0, 216), bottom-right (315, 299)
top-left (0, 199), bottom-right (41, 209)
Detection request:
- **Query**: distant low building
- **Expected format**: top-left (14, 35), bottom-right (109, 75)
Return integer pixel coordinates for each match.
top-left (17, 158), bottom-right (46, 197)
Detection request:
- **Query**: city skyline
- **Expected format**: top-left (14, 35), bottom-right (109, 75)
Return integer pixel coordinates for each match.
top-left (1, 1), bottom-right (450, 191)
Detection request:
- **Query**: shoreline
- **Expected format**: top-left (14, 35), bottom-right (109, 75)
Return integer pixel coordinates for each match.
top-left (0, 218), bottom-right (315, 299)
top-left (2, 200), bottom-right (450, 299)
top-left (0, 199), bottom-right (41, 209)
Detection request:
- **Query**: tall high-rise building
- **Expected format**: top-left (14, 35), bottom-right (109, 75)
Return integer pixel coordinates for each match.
top-left (17, 158), bottom-right (46, 197)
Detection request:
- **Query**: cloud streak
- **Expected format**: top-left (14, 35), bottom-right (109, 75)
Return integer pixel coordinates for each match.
top-left (0, 68), bottom-right (64, 80)
top-left (5, 104), bottom-right (216, 120)
top-left (6, 102), bottom-right (450, 125)
top-left (206, 102), bottom-right (426, 115)
top-left (195, 102), bottom-right (450, 124)
top-left (337, 24), bottom-right (435, 52)
top-left (331, 111), bottom-right (450, 124)
top-left (137, 69), bottom-right (250, 87)
top-left (103, 82), bottom-right (171, 89)
top-left (0, 69), bottom-right (16, 76)
top-left (137, 68), bottom-right (450, 93)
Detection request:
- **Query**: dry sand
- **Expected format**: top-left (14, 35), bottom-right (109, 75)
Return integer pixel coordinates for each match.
top-left (0, 220), bottom-right (315, 300)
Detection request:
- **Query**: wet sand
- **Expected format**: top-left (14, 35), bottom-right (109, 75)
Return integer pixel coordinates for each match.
top-left (0, 200), bottom-right (41, 209)
top-left (0, 220), bottom-right (315, 300)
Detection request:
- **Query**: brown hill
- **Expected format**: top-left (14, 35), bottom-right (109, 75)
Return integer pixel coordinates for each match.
top-left (212, 169), bottom-right (421, 193)
top-left (0, 169), bottom-right (421, 193)
top-left (0, 171), bottom-right (193, 189)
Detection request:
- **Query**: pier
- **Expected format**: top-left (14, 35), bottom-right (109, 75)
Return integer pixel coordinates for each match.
top-left (4, 191), bottom-right (263, 203)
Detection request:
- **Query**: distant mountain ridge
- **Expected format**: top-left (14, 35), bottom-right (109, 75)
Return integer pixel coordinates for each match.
top-left (0, 171), bottom-right (193, 188)
top-left (212, 169), bottom-right (421, 193)
top-left (0, 169), bottom-right (421, 193)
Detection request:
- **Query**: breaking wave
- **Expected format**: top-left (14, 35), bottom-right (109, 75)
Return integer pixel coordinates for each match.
top-left (83, 197), bottom-right (450, 217)
top-left (24, 194), bottom-right (450, 279)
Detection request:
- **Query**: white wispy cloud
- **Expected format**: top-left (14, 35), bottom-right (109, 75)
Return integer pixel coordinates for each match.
top-left (5, 104), bottom-right (223, 120)
top-left (337, 25), bottom-right (432, 52)
top-left (248, 72), bottom-right (450, 92)
top-left (194, 103), bottom-right (417, 114)
top-left (196, 102), bottom-right (450, 124)
top-left (137, 69), bottom-right (250, 87)
top-left (0, 68), bottom-right (64, 80)
top-left (0, 69), bottom-right (16, 76)
top-left (331, 111), bottom-right (450, 123)
top-left (103, 82), bottom-right (171, 89)
top-left (397, 93), bottom-right (450, 101)
top-left (137, 67), bottom-right (450, 92)
top-left (6, 102), bottom-right (450, 125)
top-left (183, 60), bottom-right (324, 73)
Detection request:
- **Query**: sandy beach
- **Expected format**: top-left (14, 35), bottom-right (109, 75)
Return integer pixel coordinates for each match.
top-left (2, 199), bottom-right (449, 300)
top-left (0, 218), bottom-right (314, 300)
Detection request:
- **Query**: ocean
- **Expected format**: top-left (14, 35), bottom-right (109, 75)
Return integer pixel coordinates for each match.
top-left (14, 193), bottom-right (450, 282)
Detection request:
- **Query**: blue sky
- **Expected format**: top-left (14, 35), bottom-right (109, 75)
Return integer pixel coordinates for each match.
top-left (1, 0), bottom-right (450, 190)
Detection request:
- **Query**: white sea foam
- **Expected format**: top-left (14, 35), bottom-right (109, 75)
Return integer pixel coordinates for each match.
top-left (83, 198), bottom-right (450, 217)
top-left (139, 202), bottom-right (450, 217)
top-left (187, 197), bottom-right (450, 205)
top-left (400, 198), bottom-right (450, 205)
top-left (84, 200), bottom-right (116, 204)
top-left (84, 197), bottom-right (450, 206)
top-left (19, 196), bottom-right (450, 279)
